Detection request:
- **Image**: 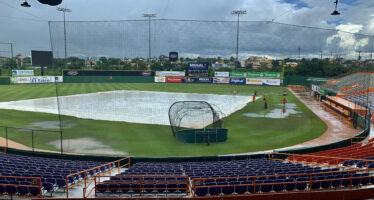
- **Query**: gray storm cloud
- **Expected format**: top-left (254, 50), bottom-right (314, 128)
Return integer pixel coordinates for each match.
top-left (0, 0), bottom-right (373, 59)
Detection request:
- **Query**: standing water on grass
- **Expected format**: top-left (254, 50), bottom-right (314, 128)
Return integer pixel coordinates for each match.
top-left (242, 103), bottom-right (301, 119)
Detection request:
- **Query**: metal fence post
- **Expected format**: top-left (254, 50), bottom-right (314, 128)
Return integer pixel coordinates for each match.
top-left (60, 130), bottom-right (63, 154)
top-left (5, 127), bottom-right (8, 148)
top-left (31, 130), bottom-right (34, 152)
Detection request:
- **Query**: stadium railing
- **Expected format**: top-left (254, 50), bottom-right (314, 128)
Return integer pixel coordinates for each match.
top-left (191, 169), bottom-right (374, 197)
top-left (351, 137), bottom-right (374, 145)
top-left (66, 157), bottom-right (130, 198)
top-left (269, 152), bottom-right (374, 169)
top-left (0, 176), bottom-right (42, 198)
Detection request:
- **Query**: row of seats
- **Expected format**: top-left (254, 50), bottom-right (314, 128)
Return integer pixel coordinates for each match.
top-left (0, 153), bottom-right (110, 197)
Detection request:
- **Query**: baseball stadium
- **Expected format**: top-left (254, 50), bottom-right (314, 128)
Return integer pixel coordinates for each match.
top-left (0, 0), bottom-right (374, 199)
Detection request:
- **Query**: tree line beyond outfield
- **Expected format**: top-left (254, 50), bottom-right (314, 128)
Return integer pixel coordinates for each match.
top-left (1, 56), bottom-right (372, 78)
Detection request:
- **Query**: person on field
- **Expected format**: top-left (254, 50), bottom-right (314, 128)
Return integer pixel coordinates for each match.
top-left (283, 97), bottom-right (287, 106)
top-left (254, 90), bottom-right (257, 96)
top-left (253, 95), bottom-right (256, 103)
top-left (263, 95), bottom-right (266, 101)
top-left (233, 90), bottom-right (236, 96)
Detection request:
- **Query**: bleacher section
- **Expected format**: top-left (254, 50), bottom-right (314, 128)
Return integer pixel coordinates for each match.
top-left (344, 92), bottom-right (374, 111)
top-left (284, 138), bottom-right (374, 169)
top-left (94, 159), bottom-right (374, 197)
top-left (0, 153), bottom-right (111, 198)
top-left (323, 73), bottom-right (374, 96)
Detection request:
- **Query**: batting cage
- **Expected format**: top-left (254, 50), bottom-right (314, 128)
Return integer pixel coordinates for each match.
top-left (168, 101), bottom-right (227, 144)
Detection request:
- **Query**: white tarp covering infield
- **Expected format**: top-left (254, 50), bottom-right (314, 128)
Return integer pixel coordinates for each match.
top-left (0, 90), bottom-right (252, 127)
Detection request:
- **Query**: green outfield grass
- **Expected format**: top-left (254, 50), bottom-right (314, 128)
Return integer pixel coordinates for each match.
top-left (0, 83), bottom-right (327, 157)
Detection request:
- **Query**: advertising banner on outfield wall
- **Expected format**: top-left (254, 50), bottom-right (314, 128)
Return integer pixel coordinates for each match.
top-left (213, 77), bottom-right (230, 84)
top-left (230, 72), bottom-right (282, 79)
top-left (165, 77), bottom-right (183, 83)
top-left (229, 78), bottom-right (246, 85)
top-left (187, 62), bottom-right (209, 71)
top-left (63, 70), bottom-right (155, 76)
top-left (12, 70), bottom-right (34, 76)
top-left (154, 76), bottom-right (166, 83)
top-left (184, 77), bottom-right (212, 83)
top-left (214, 72), bottom-right (230, 77)
top-left (11, 76), bottom-right (63, 84)
top-left (156, 71), bottom-right (185, 77)
top-left (245, 78), bottom-right (281, 86)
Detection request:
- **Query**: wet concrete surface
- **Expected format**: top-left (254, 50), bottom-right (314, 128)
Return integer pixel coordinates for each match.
top-left (278, 89), bottom-right (360, 150)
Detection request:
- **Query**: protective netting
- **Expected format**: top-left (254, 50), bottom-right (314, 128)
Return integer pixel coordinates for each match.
top-left (0, 20), bottom-right (373, 155)
top-left (168, 101), bottom-right (225, 136)
top-left (47, 20), bottom-right (373, 154)
top-left (0, 43), bottom-right (12, 71)
top-left (49, 20), bottom-right (374, 60)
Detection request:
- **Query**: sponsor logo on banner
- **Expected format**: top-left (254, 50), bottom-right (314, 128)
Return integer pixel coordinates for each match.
top-left (197, 78), bottom-right (212, 83)
top-left (213, 77), bottom-right (229, 84)
top-left (245, 78), bottom-right (263, 85)
top-left (188, 62), bottom-right (209, 71)
top-left (11, 76), bottom-right (63, 84)
top-left (154, 76), bottom-right (166, 83)
top-left (214, 72), bottom-right (230, 77)
top-left (245, 78), bottom-right (280, 86)
top-left (141, 71), bottom-right (152, 76)
top-left (184, 77), bottom-right (197, 83)
top-left (67, 70), bottom-right (79, 76)
top-left (230, 78), bottom-right (246, 85)
top-left (155, 71), bottom-right (185, 77)
top-left (184, 77), bottom-right (212, 83)
top-left (12, 70), bottom-right (34, 76)
top-left (11, 77), bottom-right (30, 84)
top-left (166, 77), bottom-right (183, 83)
top-left (262, 79), bottom-right (280, 86)
top-left (230, 71), bottom-right (282, 78)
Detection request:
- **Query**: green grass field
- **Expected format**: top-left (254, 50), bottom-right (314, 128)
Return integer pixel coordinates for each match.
top-left (0, 83), bottom-right (327, 157)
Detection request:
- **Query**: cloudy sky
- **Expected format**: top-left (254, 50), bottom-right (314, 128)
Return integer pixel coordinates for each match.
top-left (0, 0), bottom-right (373, 59)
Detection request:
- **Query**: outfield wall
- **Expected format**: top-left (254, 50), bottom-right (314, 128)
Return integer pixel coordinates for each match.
top-left (0, 77), bottom-right (10, 85)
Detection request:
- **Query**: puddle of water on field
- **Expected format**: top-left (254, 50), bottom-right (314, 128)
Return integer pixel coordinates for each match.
top-left (242, 103), bottom-right (301, 119)
top-left (48, 137), bottom-right (126, 155)
top-left (28, 121), bottom-right (77, 129)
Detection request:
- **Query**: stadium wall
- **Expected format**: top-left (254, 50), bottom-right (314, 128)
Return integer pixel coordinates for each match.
top-left (4, 146), bottom-right (266, 165)
top-left (0, 77), bottom-right (10, 85)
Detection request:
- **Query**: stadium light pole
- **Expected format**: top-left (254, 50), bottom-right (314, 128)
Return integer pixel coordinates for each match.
top-left (232, 10), bottom-right (247, 68)
top-left (0, 42), bottom-right (14, 69)
top-left (143, 13), bottom-right (156, 68)
top-left (57, 7), bottom-right (71, 67)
